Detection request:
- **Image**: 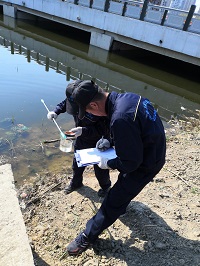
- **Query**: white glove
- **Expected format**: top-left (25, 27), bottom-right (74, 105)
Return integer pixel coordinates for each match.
top-left (70, 127), bottom-right (83, 138)
top-left (98, 157), bottom-right (111, 169)
top-left (47, 111), bottom-right (57, 120)
top-left (96, 138), bottom-right (110, 151)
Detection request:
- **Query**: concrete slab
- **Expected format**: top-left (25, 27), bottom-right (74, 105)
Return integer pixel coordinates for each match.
top-left (0, 164), bottom-right (34, 266)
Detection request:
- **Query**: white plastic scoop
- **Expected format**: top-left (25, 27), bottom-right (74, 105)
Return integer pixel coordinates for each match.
top-left (41, 99), bottom-right (66, 139)
top-left (41, 99), bottom-right (73, 152)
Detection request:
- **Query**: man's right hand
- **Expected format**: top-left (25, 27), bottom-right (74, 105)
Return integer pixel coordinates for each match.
top-left (69, 127), bottom-right (83, 138)
top-left (47, 111), bottom-right (58, 120)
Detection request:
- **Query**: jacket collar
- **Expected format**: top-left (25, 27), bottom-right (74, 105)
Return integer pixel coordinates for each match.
top-left (105, 91), bottom-right (118, 119)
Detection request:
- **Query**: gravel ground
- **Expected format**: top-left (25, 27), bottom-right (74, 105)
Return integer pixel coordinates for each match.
top-left (17, 117), bottom-right (200, 266)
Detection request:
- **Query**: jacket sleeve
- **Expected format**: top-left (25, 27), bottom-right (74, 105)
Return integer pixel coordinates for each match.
top-left (53, 99), bottom-right (66, 115)
top-left (107, 116), bottom-right (143, 173)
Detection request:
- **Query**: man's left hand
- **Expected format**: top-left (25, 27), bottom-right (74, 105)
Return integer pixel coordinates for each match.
top-left (98, 157), bottom-right (111, 169)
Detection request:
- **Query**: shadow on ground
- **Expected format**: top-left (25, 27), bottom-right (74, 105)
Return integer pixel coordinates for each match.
top-left (94, 201), bottom-right (200, 266)
top-left (32, 250), bottom-right (51, 266)
top-left (77, 186), bottom-right (200, 266)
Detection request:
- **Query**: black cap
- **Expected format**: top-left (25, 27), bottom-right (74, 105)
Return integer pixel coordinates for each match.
top-left (72, 80), bottom-right (99, 119)
top-left (65, 79), bottom-right (82, 115)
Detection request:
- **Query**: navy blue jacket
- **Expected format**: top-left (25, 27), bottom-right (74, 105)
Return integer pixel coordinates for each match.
top-left (54, 99), bottom-right (110, 149)
top-left (106, 92), bottom-right (166, 173)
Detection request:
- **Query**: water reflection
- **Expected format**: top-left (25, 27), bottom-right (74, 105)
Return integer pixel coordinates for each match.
top-left (0, 14), bottom-right (199, 185)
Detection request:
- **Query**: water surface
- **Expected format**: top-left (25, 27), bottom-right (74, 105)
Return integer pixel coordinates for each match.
top-left (0, 14), bottom-right (199, 185)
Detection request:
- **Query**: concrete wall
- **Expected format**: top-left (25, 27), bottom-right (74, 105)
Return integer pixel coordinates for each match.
top-left (0, 164), bottom-right (34, 266)
top-left (1, 0), bottom-right (200, 65)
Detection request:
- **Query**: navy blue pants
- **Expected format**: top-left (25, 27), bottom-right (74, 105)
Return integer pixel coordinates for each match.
top-left (70, 156), bottom-right (111, 190)
top-left (84, 163), bottom-right (164, 243)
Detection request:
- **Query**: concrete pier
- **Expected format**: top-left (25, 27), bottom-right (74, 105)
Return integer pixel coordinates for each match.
top-left (0, 164), bottom-right (34, 266)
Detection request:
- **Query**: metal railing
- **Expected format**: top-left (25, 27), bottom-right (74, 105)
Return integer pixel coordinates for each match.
top-left (0, 0), bottom-right (199, 33)
top-left (63, 0), bottom-right (200, 34)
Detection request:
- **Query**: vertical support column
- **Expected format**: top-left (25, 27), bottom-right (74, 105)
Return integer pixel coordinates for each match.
top-left (46, 57), bottom-right (49, 72)
top-left (161, 10), bottom-right (168, 26)
top-left (104, 0), bottom-right (110, 12)
top-left (122, 2), bottom-right (127, 16)
top-left (183, 5), bottom-right (196, 31)
top-left (140, 0), bottom-right (149, 21)
top-left (66, 67), bottom-right (71, 81)
top-left (88, 45), bottom-right (109, 64)
top-left (3, 15), bottom-right (17, 28)
top-left (89, 0), bottom-right (93, 8)
top-left (10, 42), bottom-right (14, 54)
top-left (90, 31), bottom-right (113, 51)
top-left (27, 50), bottom-right (31, 63)
top-left (79, 72), bottom-right (83, 79)
top-left (56, 62), bottom-right (59, 73)
top-left (3, 5), bottom-right (17, 18)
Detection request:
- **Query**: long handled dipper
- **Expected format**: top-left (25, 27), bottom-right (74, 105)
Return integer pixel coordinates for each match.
top-left (41, 99), bottom-right (66, 139)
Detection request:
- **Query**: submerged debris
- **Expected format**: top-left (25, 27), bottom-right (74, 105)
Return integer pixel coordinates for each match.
top-left (0, 117), bottom-right (15, 129)
top-left (11, 123), bottom-right (29, 133)
top-left (0, 138), bottom-right (10, 151)
top-left (0, 118), bottom-right (30, 151)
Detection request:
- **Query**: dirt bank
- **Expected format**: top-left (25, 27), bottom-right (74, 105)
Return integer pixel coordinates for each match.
top-left (18, 117), bottom-right (200, 266)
